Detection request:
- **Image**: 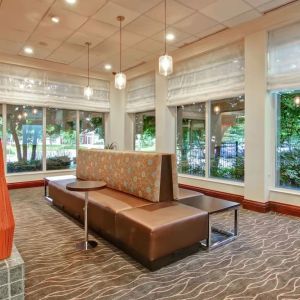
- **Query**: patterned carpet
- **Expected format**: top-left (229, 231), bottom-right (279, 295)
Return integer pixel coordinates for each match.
top-left (9, 187), bottom-right (300, 300)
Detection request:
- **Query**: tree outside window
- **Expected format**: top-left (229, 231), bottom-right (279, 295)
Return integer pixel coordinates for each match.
top-left (134, 111), bottom-right (156, 151)
top-left (6, 105), bottom-right (43, 173)
top-left (276, 92), bottom-right (300, 189)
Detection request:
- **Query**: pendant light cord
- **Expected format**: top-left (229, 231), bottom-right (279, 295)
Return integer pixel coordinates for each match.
top-left (164, 0), bottom-right (167, 55)
top-left (87, 43), bottom-right (90, 86)
top-left (119, 19), bottom-right (122, 73)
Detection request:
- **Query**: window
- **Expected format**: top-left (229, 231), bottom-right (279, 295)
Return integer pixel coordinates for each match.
top-left (46, 108), bottom-right (77, 170)
top-left (176, 103), bottom-right (206, 176)
top-left (6, 105), bottom-right (43, 173)
top-left (80, 111), bottom-right (105, 149)
top-left (276, 92), bottom-right (300, 190)
top-left (210, 97), bottom-right (245, 181)
top-left (134, 111), bottom-right (156, 151)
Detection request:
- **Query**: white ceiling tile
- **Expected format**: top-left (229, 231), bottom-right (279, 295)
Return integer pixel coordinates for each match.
top-left (174, 12), bottom-right (218, 35)
top-left (244, 0), bottom-right (271, 6)
top-left (146, 0), bottom-right (196, 25)
top-left (0, 0), bottom-right (52, 32)
top-left (134, 39), bottom-right (164, 54)
top-left (174, 35), bottom-right (199, 48)
top-left (32, 25), bottom-right (73, 41)
top-left (175, 0), bottom-right (218, 11)
top-left (80, 20), bottom-right (118, 38)
top-left (48, 3), bottom-right (88, 30)
top-left (93, 2), bottom-right (140, 26)
top-left (72, 52), bottom-right (109, 69)
top-left (256, 0), bottom-right (295, 12)
top-left (92, 38), bottom-right (124, 56)
top-left (67, 32), bottom-right (105, 47)
top-left (151, 27), bottom-right (192, 44)
top-left (47, 43), bottom-right (85, 64)
top-left (111, 0), bottom-right (161, 13)
top-left (200, 0), bottom-right (253, 22)
top-left (223, 9), bottom-right (262, 27)
top-left (0, 27), bottom-right (29, 43)
top-left (26, 36), bottom-right (61, 53)
top-left (195, 24), bottom-right (226, 38)
top-left (0, 39), bottom-right (23, 55)
top-left (125, 16), bottom-right (164, 37)
top-left (56, 0), bottom-right (107, 17)
top-left (109, 30), bottom-right (146, 47)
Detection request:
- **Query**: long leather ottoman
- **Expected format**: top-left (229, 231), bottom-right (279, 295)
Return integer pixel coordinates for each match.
top-left (116, 202), bottom-right (208, 270)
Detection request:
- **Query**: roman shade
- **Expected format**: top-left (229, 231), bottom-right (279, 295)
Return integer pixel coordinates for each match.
top-left (0, 63), bottom-right (110, 112)
top-left (167, 42), bottom-right (244, 106)
top-left (268, 21), bottom-right (300, 90)
top-left (126, 72), bottom-right (155, 113)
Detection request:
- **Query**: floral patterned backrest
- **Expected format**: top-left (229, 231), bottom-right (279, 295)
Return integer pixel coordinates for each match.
top-left (77, 149), bottom-right (178, 202)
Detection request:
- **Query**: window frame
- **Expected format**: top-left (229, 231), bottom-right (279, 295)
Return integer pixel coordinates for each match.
top-left (1, 104), bottom-right (106, 175)
top-left (175, 96), bottom-right (245, 183)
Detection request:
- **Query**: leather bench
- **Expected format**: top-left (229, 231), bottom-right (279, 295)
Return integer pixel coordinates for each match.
top-left (48, 150), bottom-right (208, 270)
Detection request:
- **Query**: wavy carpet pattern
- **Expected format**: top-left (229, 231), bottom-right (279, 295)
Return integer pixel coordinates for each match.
top-left (10, 187), bottom-right (300, 300)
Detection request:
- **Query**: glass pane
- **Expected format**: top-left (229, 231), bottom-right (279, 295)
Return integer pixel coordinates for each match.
top-left (6, 105), bottom-right (43, 173)
top-left (134, 111), bottom-right (156, 151)
top-left (176, 103), bottom-right (206, 176)
top-left (210, 96), bottom-right (245, 181)
top-left (276, 92), bottom-right (300, 190)
top-left (46, 108), bottom-right (76, 170)
top-left (79, 111), bottom-right (105, 149)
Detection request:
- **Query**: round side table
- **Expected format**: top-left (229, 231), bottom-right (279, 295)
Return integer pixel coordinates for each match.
top-left (66, 180), bottom-right (107, 250)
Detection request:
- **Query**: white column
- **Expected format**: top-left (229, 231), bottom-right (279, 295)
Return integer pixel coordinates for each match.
top-left (244, 30), bottom-right (271, 203)
top-left (108, 81), bottom-right (126, 150)
top-left (155, 71), bottom-right (176, 153)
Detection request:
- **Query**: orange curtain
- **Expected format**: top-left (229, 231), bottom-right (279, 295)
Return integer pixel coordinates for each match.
top-left (0, 139), bottom-right (15, 259)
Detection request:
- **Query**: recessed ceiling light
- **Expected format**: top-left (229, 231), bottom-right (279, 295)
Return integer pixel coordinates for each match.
top-left (51, 16), bottom-right (60, 23)
top-left (104, 64), bottom-right (112, 70)
top-left (166, 33), bottom-right (175, 41)
top-left (24, 47), bottom-right (33, 54)
top-left (65, 0), bottom-right (77, 4)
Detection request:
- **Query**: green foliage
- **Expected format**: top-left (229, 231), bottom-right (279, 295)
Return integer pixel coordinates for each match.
top-left (278, 93), bottom-right (300, 189)
top-left (210, 157), bottom-right (244, 181)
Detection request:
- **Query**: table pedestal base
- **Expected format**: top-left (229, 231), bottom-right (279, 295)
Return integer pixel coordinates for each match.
top-left (76, 240), bottom-right (98, 250)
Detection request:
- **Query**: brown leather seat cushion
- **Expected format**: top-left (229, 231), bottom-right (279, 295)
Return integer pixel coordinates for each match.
top-left (116, 202), bottom-right (208, 262)
top-left (49, 179), bottom-right (152, 238)
top-left (87, 188), bottom-right (152, 237)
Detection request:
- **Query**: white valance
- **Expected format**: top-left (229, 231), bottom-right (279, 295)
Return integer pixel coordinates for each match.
top-left (167, 42), bottom-right (245, 106)
top-left (0, 63), bottom-right (110, 112)
top-left (126, 72), bottom-right (155, 113)
top-left (268, 21), bottom-right (300, 91)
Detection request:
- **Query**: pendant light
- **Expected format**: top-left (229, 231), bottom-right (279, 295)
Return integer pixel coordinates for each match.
top-left (115, 16), bottom-right (126, 90)
top-left (84, 42), bottom-right (93, 99)
top-left (159, 0), bottom-right (173, 76)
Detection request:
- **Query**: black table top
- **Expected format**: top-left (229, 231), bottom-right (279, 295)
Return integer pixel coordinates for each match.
top-left (179, 195), bottom-right (240, 214)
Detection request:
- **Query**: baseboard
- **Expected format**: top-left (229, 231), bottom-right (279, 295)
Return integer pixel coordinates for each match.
top-left (269, 201), bottom-right (300, 217)
top-left (179, 184), bottom-right (244, 203)
top-left (7, 180), bottom-right (44, 190)
top-left (243, 199), bottom-right (271, 213)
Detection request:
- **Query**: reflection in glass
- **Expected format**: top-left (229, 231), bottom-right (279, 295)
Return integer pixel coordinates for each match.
top-left (80, 111), bottom-right (105, 149)
top-left (210, 97), bottom-right (245, 181)
top-left (6, 105), bottom-right (43, 173)
top-left (134, 111), bottom-right (156, 151)
top-left (46, 108), bottom-right (76, 170)
top-left (177, 103), bottom-right (206, 176)
top-left (276, 92), bottom-right (300, 189)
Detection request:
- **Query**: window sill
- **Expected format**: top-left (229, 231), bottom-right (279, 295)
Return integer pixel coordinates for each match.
top-left (269, 187), bottom-right (300, 197)
top-left (178, 173), bottom-right (245, 187)
top-left (6, 169), bottom-right (76, 177)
